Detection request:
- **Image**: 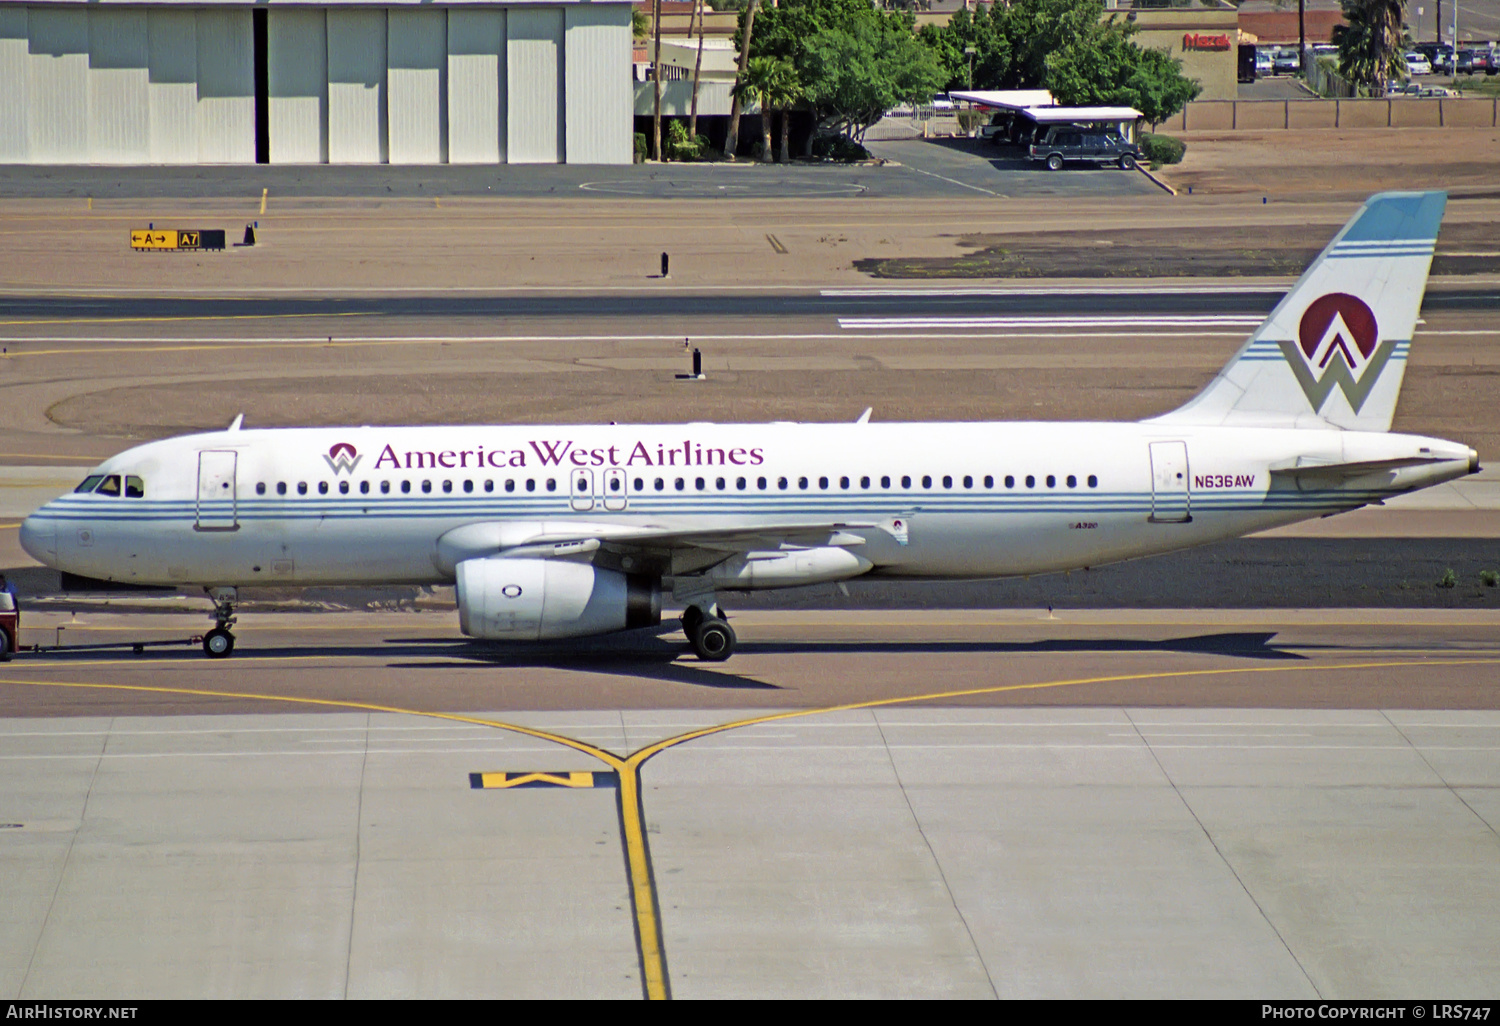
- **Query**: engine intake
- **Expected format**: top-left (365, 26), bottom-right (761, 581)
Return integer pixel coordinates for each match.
top-left (456, 558), bottom-right (660, 641)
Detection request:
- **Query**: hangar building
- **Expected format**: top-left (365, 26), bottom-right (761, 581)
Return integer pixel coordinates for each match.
top-left (0, 0), bottom-right (634, 165)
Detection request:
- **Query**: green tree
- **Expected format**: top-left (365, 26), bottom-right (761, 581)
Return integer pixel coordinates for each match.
top-left (1046, 28), bottom-right (1201, 123)
top-left (1333, 0), bottom-right (1408, 95)
top-left (735, 56), bottom-right (784, 161)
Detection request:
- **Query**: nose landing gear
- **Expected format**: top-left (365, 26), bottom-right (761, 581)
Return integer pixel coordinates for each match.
top-left (203, 587), bottom-right (237, 659)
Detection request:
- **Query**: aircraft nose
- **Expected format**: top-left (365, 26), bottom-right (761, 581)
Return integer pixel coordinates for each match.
top-left (18, 513), bottom-right (55, 564)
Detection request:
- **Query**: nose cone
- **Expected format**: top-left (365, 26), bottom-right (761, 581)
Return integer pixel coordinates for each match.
top-left (19, 512), bottom-right (55, 565)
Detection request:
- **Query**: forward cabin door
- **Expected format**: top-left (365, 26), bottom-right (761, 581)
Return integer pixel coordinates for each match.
top-left (1148, 441), bottom-right (1191, 523)
top-left (196, 450), bottom-right (239, 531)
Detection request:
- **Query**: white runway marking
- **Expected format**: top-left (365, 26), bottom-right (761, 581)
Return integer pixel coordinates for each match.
top-left (838, 315), bottom-right (1265, 330)
top-left (822, 286), bottom-right (1291, 297)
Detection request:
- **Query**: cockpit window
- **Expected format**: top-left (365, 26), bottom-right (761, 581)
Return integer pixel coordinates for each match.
top-left (125, 475), bottom-right (145, 498)
top-left (74, 475), bottom-right (104, 493)
top-left (95, 475), bottom-right (122, 497)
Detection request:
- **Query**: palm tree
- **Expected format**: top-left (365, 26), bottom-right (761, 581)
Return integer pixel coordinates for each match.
top-left (1334, 0), bottom-right (1409, 95)
top-left (723, 0), bottom-right (761, 158)
top-left (689, 0), bottom-right (707, 140)
top-left (764, 59), bottom-right (801, 163)
top-left (734, 56), bottom-right (779, 162)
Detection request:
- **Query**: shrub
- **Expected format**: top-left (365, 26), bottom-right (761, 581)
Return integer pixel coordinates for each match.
top-left (634, 132), bottom-right (647, 163)
top-left (664, 119), bottom-right (711, 162)
top-left (1437, 568), bottom-right (1457, 589)
top-left (811, 134), bottom-right (870, 162)
top-left (1481, 570), bottom-right (1499, 588)
top-left (956, 110), bottom-right (986, 135)
top-left (1139, 133), bottom-right (1187, 165)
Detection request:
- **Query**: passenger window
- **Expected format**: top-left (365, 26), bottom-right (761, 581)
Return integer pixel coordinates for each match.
top-left (963, 476), bottom-right (972, 489)
top-left (484, 480), bottom-right (494, 493)
top-left (716, 477), bottom-right (726, 490)
top-left (255, 482), bottom-right (266, 496)
top-left (505, 480), bottom-right (515, 492)
top-left (379, 480), bottom-right (388, 494)
top-left (124, 476), bottom-right (145, 498)
top-left (1066, 475), bottom-right (1077, 488)
top-left (298, 482), bottom-right (308, 496)
top-left (757, 477), bottom-right (767, 489)
top-left (984, 475), bottom-right (993, 488)
top-left (860, 476), bottom-right (870, 489)
top-left (1025, 475), bottom-right (1035, 488)
top-left (1046, 475), bottom-right (1056, 488)
top-left (401, 480), bottom-right (411, 494)
top-left (338, 481), bottom-right (349, 495)
top-left (675, 478), bottom-right (685, 491)
top-left (798, 477), bottom-right (808, 490)
top-left (922, 475), bottom-right (932, 489)
top-left (421, 481), bottom-right (431, 494)
top-left (942, 476), bottom-right (952, 489)
top-left (1088, 475), bottom-right (1098, 488)
top-left (463, 480), bottom-right (473, 493)
top-left (881, 476), bottom-right (890, 488)
top-left (609, 478), bottom-right (621, 493)
top-left (442, 480), bottom-right (453, 494)
top-left (736, 477), bottom-right (746, 490)
top-left (841, 477), bottom-right (850, 489)
top-left (526, 479), bottom-right (535, 492)
top-left (777, 477), bottom-right (788, 490)
top-left (278, 482), bottom-right (287, 496)
top-left (318, 481), bottom-right (329, 495)
top-left (1005, 475), bottom-right (1015, 488)
top-left (545, 479), bottom-right (556, 492)
top-left (74, 475), bottom-right (104, 493)
top-left (360, 481), bottom-right (370, 495)
top-left (901, 476), bottom-right (911, 488)
top-left (633, 478), bottom-right (644, 491)
top-left (654, 478), bottom-right (664, 491)
top-left (96, 475), bottom-right (121, 497)
top-left (696, 477), bottom-right (706, 490)
top-left (818, 477), bottom-right (828, 489)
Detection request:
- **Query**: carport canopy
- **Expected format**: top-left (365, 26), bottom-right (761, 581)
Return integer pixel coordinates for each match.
top-left (949, 89), bottom-right (1056, 109)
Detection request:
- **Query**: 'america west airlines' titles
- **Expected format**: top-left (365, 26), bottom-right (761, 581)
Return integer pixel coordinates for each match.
top-left (367, 438), bottom-right (768, 474)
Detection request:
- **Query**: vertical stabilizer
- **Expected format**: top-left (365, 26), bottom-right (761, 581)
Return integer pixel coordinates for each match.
top-left (1150, 191), bottom-right (1445, 432)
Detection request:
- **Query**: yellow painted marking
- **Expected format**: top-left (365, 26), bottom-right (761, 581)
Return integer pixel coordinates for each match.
top-left (479, 771), bottom-right (597, 788)
top-left (5, 654), bottom-right (1498, 1002)
top-left (766, 234), bottom-right (788, 254)
top-left (260, 188), bottom-right (268, 215)
top-left (129, 230), bottom-right (178, 250)
top-left (86, 197), bottom-right (91, 212)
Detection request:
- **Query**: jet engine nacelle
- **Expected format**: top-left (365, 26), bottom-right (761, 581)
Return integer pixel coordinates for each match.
top-left (456, 557), bottom-right (661, 641)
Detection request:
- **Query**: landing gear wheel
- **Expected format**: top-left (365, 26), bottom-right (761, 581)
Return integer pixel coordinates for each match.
top-left (1119, 153), bottom-right (1136, 170)
top-left (1046, 153), bottom-right (1064, 171)
top-left (203, 628), bottom-right (235, 659)
top-left (680, 605), bottom-right (705, 639)
top-left (691, 617), bottom-right (736, 662)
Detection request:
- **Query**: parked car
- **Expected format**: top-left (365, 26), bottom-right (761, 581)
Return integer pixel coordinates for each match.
top-left (1028, 127), bottom-right (1142, 171)
top-left (1471, 50), bottom-right (1491, 73)
top-left (1273, 50), bottom-right (1300, 73)
top-left (1418, 85), bottom-right (1460, 97)
top-left (1405, 52), bottom-right (1433, 76)
top-left (931, 94), bottom-right (955, 112)
top-left (1255, 51), bottom-right (1273, 75)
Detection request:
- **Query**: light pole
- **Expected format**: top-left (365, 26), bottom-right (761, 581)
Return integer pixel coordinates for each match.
top-left (964, 44), bottom-right (977, 90)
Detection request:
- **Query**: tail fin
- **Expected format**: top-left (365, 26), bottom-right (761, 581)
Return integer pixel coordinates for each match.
top-left (1151, 191), bottom-right (1445, 432)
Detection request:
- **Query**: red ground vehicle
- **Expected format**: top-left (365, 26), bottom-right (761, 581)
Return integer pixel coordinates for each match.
top-left (0, 591), bottom-right (16, 660)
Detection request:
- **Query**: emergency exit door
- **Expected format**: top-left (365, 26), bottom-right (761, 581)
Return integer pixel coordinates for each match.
top-left (196, 450), bottom-right (238, 531)
top-left (1148, 441), bottom-right (1191, 523)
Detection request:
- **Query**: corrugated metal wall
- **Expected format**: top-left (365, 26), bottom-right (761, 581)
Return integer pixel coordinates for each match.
top-left (194, 9), bottom-right (254, 162)
top-left (0, 8), bottom-right (29, 161)
top-left (147, 10), bottom-right (197, 163)
top-left (564, 4), bottom-right (629, 165)
top-left (388, 8), bottom-right (445, 164)
top-left (268, 8), bottom-right (326, 163)
top-left (0, 3), bottom-right (631, 165)
top-left (447, 8), bottom-right (505, 165)
top-left (327, 9), bottom-right (386, 163)
top-left (507, 6), bottom-right (563, 164)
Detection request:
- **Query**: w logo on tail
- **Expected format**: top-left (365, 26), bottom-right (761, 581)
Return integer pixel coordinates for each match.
top-left (323, 442), bottom-right (362, 475)
top-left (1277, 293), bottom-right (1398, 415)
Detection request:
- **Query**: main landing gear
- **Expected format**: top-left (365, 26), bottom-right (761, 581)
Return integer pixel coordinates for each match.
top-left (681, 603), bottom-right (735, 662)
top-left (203, 587), bottom-right (237, 659)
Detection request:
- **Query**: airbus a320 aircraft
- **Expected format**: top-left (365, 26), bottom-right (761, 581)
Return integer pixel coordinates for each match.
top-left (20, 191), bottom-right (1476, 661)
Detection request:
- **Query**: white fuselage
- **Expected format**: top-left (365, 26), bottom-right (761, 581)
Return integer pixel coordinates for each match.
top-left (19, 421), bottom-right (1476, 589)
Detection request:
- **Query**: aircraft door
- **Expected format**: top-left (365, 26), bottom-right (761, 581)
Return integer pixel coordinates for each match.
top-left (196, 450), bottom-right (239, 531)
top-left (1148, 441), bottom-right (1191, 523)
top-left (603, 469), bottom-right (628, 511)
top-left (570, 469), bottom-right (595, 511)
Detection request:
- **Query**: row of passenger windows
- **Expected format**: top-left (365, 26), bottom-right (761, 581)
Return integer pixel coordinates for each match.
top-left (253, 473), bottom-right (1102, 496)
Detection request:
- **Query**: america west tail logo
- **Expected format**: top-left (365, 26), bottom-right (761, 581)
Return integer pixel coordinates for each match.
top-left (323, 442), bottom-right (362, 475)
top-left (1277, 293), bottom-right (1398, 414)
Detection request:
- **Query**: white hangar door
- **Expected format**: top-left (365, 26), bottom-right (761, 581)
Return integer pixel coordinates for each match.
top-left (507, 6), bottom-right (562, 163)
top-left (388, 9), bottom-right (446, 164)
top-left (447, 8), bottom-right (506, 164)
